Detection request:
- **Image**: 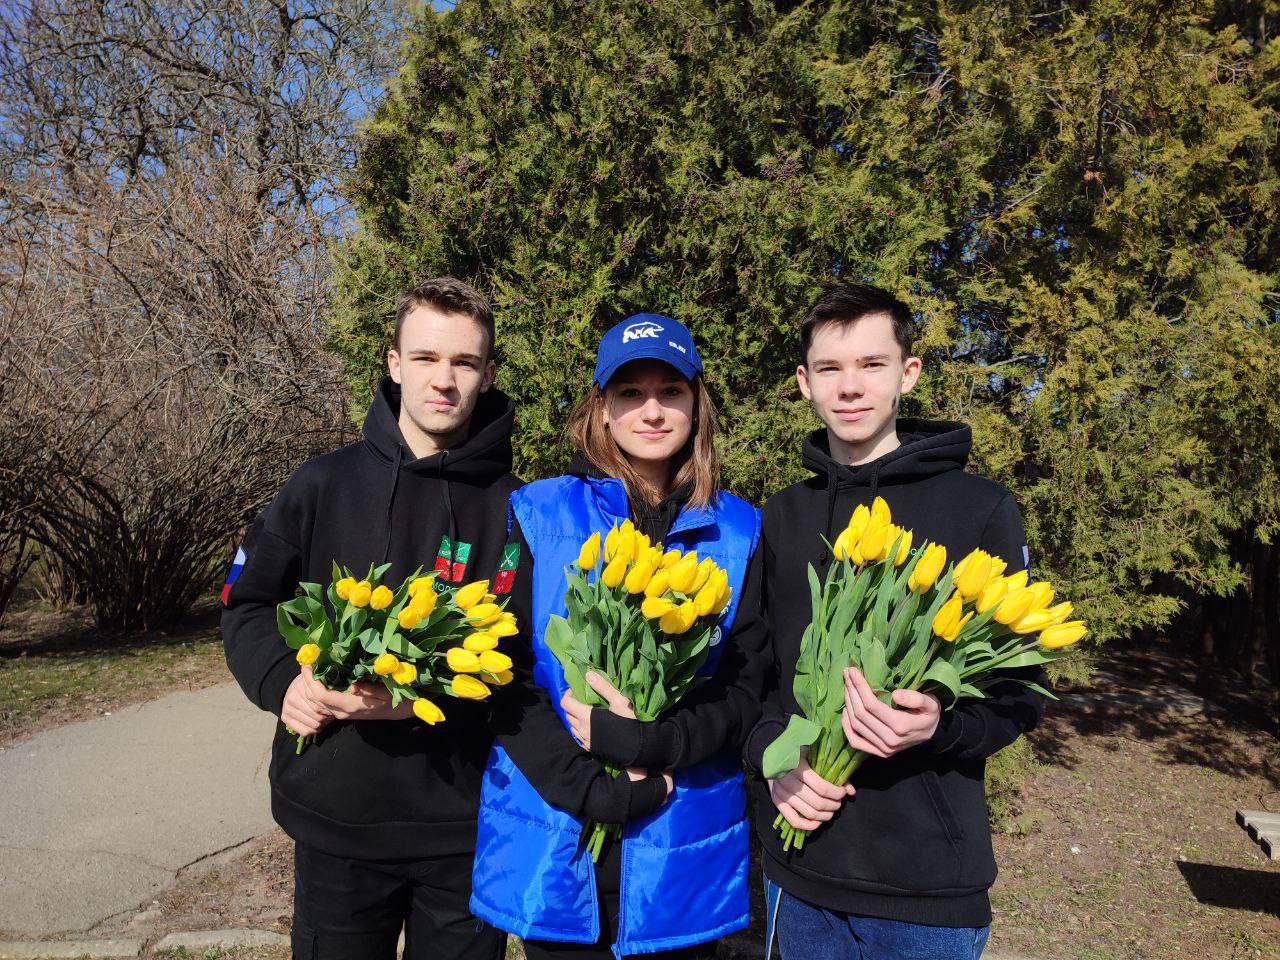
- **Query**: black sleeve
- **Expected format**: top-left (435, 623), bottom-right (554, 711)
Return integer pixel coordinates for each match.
top-left (490, 516), bottom-right (668, 824)
top-left (924, 491), bottom-right (1047, 761)
top-left (590, 543), bottom-right (768, 771)
top-left (221, 494), bottom-right (308, 717)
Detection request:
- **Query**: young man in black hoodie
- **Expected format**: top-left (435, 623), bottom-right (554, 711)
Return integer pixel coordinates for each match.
top-left (745, 284), bottom-right (1044, 959)
top-left (222, 278), bottom-right (520, 960)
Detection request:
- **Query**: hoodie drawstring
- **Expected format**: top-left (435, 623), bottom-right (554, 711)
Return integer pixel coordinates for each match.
top-left (440, 450), bottom-right (458, 555)
top-left (382, 445), bottom-right (403, 563)
top-left (820, 462), bottom-right (839, 570)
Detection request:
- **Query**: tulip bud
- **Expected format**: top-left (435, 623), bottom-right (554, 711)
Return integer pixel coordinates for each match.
top-left (976, 579), bottom-right (1007, 614)
top-left (349, 581), bottom-right (372, 608)
top-left (993, 588), bottom-right (1034, 626)
top-left (893, 529), bottom-right (913, 567)
top-left (1043, 601), bottom-right (1073, 624)
top-left (659, 549), bottom-right (681, 570)
top-left (296, 643), bottom-right (321, 666)
top-left (694, 579), bottom-right (720, 616)
top-left (576, 532), bottom-right (602, 570)
top-left (489, 617), bottom-right (519, 637)
top-left (454, 581), bottom-right (491, 611)
top-left (447, 647), bottom-right (482, 673)
top-left (644, 570), bottom-right (671, 598)
top-left (908, 543), bottom-right (946, 593)
top-left (832, 529), bottom-right (851, 562)
top-left (846, 504), bottom-right (871, 542)
top-left (373, 653), bottom-right (400, 676)
top-left (871, 496), bottom-right (892, 526)
top-left (858, 517), bottom-right (891, 563)
top-left (464, 631), bottom-right (499, 652)
top-left (667, 553), bottom-right (700, 594)
top-left (604, 524), bottom-right (620, 560)
top-left (711, 581), bottom-right (733, 615)
top-left (410, 588), bottom-right (438, 618)
top-left (1003, 569), bottom-right (1029, 591)
top-left (642, 596), bottom-right (676, 619)
top-left (413, 698), bottom-right (445, 724)
top-left (624, 559), bottom-right (656, 595)
top-left (392, 661), bottom-right (418, 685)
top-left (1040, 620), bottom-right (1087, 649)
top-left (451, 674), bottom-right (491, 700)
top-left (491, 669), bottom-right (514, 686)
top-left (601, 554), bottom-right (628, 589)
top-left (479, 650), bottom-right (513, 673)
top-left (689, 557), bottom-right (716, 593)
top-left (407, 576), bottom-right (436, 598)
top-left (954, 549), bottom-right (993, 601)
top-left (334, 577), bottom-right (356, 601)
top-left (370, 585), bottom-right (394, 610)
top-left (1026, 580), bottom-right (1055, 612)
top-left (1011, 609), bottom-right (1057, 634)
top-left (466, 603), bottom-right (503, 626)
top-left (931, 593), bottom-right (974, 642)
top-left (398, 607), bottom-right (422, 630)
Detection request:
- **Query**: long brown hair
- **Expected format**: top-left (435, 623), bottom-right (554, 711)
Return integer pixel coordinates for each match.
top-left (568, 374), bottom-right (721, 510)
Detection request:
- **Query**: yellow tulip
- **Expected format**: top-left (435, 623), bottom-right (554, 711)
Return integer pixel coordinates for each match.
top-left (370, 585), bottom-right (393, 610)
top-left (491, 669), bottom-right (514, 686)
top-left (893, 528), bottom-right (913, 567)
top-left (643, 545), bottom-right (665, 569)
top-left (1043, 601), bottom-right (1073, 624)
top-left (398, 607), bottom-right (422, 629)
top-left (659, 548), bottom-right (681, 570)
top-left (642, 596), bottom-right (676, 619)
top-left (604, 524), bottom-right (621, 560)
top-left (624, 559), bottom-right (656, 595)
top-left (711, 581), bottom-right (733, 615)
top-left (348, 581), bottom-right (372, 608)
top-left (832, 529), bottom-right (852, 562)
top-left (871, 496), bottom-right (892, 526)
top-left (1011, 609), bottom-right (1058, 634)
top-left (660, 600), bottom-right (698, 634)
top-left (976, 579), bottom-right (1008, 614)
top-left (688, 557), bottom-right (716, 593)
top-left (993, 588), bottom-right (1034, 626)
top-left (954, 549), bottom-right (993, 601)
top-left (452, 674), bottom-right (491, 700)
top-left (393, 661), bottom-right (417, 685)
top-left (932, 594), bottom-right (974, 642)
top-left (846, 503), bottom-right (871, 542)
top-left (334, 577), bottom-right (356, 601)
top-left (1004, 569), bottom-right (1029, 591)
top-left (601, 554), bottom-right (628, 589)
top-left (466, 603), bottom-right (503, 626)
top-left (479, 650), bottom-right (513, 673)
top-left (488, 617), bottom-right (518, 637)
top-left (644, 570), bottom-right (671, 598)
top-left (413, 698), bottom-right (445, 724)
top-left (987, 557), bottom-right (1008, 580)
top-left (576, 532), bottom-right (602, 570)
top-left (407, 576), bottom-right (436, 598)
top-left (636, 533), bottom-right (652, 555)
top-left (295, 643), bottom-right (321, 666)
top-left (1026, 580), bottom-right (1055, 612)
top-left (464, 631), bottom-right (499, 652)
top-left (373, 653), bottom-right (399, 676)
top-left (667, 553), bottom-right (700, 593)
top-left (693, 580), bottom-right (720, 616)
top-left (454, 580), bottom-right (490, 611)
top-left (447, 647), bottom-right (482, 673)
top-left (410, 588), bottom-right (438, 618)
top-left (1041, 620), bottom-right (1087, 649)
top-left (908, 543), bottom-right (946, 593)
top-left (858, 517), bottom-right (891, 563)
top-left (610, 524), bottom-right (637, 563)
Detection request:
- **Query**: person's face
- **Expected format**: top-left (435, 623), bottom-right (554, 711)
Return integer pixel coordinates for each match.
top-left (387, 304), bottom-right (495, 442)
top-left (796, 312), bottom-right (921, 448)
top-left (603, 360), bottom-right (696, 468)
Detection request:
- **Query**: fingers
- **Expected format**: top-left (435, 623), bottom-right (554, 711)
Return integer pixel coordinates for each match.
top-left (847, 668), bottom-right (912, 736)
top-left (797, 767), bottom-right (847, 805)
top-left (281, 699), bottom-right (329, 737)
top-left (561, 691), bottom-right (588, 721)
top-left (661, 772), bottom-right (674, 796)
top-left (776, 801), bottom-right (822, 832)
top-left (842, 707), bottom-right (890, 758)
top-left (585, 671), bottom-right (635, 718)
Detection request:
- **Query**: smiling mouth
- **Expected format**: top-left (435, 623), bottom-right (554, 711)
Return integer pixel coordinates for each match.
top-left (635, 430), bottom-right (671, 439)
top-left (834, 408), bottom-right (873, 420)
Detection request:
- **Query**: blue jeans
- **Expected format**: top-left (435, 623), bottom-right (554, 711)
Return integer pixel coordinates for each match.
top-left (767, 882), bottom-right (989, 960)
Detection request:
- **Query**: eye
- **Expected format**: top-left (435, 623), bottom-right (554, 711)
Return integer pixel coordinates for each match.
top-left (617, 387), bottom-right (641, 399)
top-left (663, 386), bottom-right (684, 397)
top-left (456, 360), bottom-right (476, 369)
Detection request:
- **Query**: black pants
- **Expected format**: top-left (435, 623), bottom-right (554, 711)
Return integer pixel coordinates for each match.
top-left (291, 841), bottom-right (506, 960)
top-left (522, 841), bottom-right (719, 960)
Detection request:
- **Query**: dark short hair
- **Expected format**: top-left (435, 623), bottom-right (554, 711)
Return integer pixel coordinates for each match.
top-left (394, 277), bottom-right (494, 355)
top-left (799, 283), bottom-right (915, 363)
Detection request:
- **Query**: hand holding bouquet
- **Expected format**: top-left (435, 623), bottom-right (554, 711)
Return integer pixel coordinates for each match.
top-left (276, 562), bottom-right (518, 752)
top-left (544, 520), bottom-right (733, 860)
top-left (762, 498), bottom-right (1085, 851)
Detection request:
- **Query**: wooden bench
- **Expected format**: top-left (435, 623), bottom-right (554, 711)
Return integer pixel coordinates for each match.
top-left (1236, 810), bottom-right (1280, 860)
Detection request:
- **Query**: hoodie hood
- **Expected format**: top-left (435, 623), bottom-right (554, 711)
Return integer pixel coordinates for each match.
top-left (363, 375), bottom-right (516, 562)
top-left (803, 418), bottom-right (972, 556)
top-left (364, 375), bottom-right (515, 480)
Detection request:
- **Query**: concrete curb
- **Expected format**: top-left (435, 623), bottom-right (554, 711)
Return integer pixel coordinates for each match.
top-left (151, 929), bottom-right (289, 952)
top-left (0, 941), bottom-right (143, 959)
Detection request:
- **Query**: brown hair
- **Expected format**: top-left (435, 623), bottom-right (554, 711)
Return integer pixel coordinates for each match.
top-left (394, 277), bottom-right (495, 356)
top-left (568, 374), bottom-right (721, 510)
top-left (800, 282), bottom-right (915, 363)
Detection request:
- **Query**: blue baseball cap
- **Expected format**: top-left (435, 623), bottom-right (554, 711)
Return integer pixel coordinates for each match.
top-left (592, 313), bottom-right (703, 387)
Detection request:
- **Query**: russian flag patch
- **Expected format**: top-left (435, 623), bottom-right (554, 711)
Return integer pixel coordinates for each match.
top-left (221, 546), bottom-right (247, 605)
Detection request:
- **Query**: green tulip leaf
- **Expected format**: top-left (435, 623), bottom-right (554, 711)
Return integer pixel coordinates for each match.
top-left (761, 714), bottom-right (823, 780)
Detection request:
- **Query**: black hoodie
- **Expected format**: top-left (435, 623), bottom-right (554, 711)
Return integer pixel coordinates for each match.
top-left (222, 377), bottom-right (524, 861)
top-left (744, 419), bottom-right (1045, 928)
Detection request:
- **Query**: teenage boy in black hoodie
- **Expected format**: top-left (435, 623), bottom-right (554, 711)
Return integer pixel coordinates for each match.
top-left (745, 284), bottom-right (1044, 960)
top-left (222, 278), bottom-right (520, 960)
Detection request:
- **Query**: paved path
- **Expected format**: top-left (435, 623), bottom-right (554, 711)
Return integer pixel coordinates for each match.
top-left (0, 683), bottom-right (277, 936)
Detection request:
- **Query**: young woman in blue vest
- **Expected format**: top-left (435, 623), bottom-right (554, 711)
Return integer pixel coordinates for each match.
top-left (470, 314), bottom-right (768, 959)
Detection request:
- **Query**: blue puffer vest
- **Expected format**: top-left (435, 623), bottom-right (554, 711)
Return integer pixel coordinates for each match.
top-left (470, 474), bottom-right (760, 956)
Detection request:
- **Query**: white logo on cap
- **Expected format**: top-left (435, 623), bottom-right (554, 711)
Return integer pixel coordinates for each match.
top-left (622, 320), bottom-right (663, 344)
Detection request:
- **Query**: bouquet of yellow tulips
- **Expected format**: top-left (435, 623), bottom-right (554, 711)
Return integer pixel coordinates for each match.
top-left (545, 521), bottom-right (733, 861)
top-left (762, 498), bottom-right (1085, 851)
top-left (276, 562), bottom-right (518, 752)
